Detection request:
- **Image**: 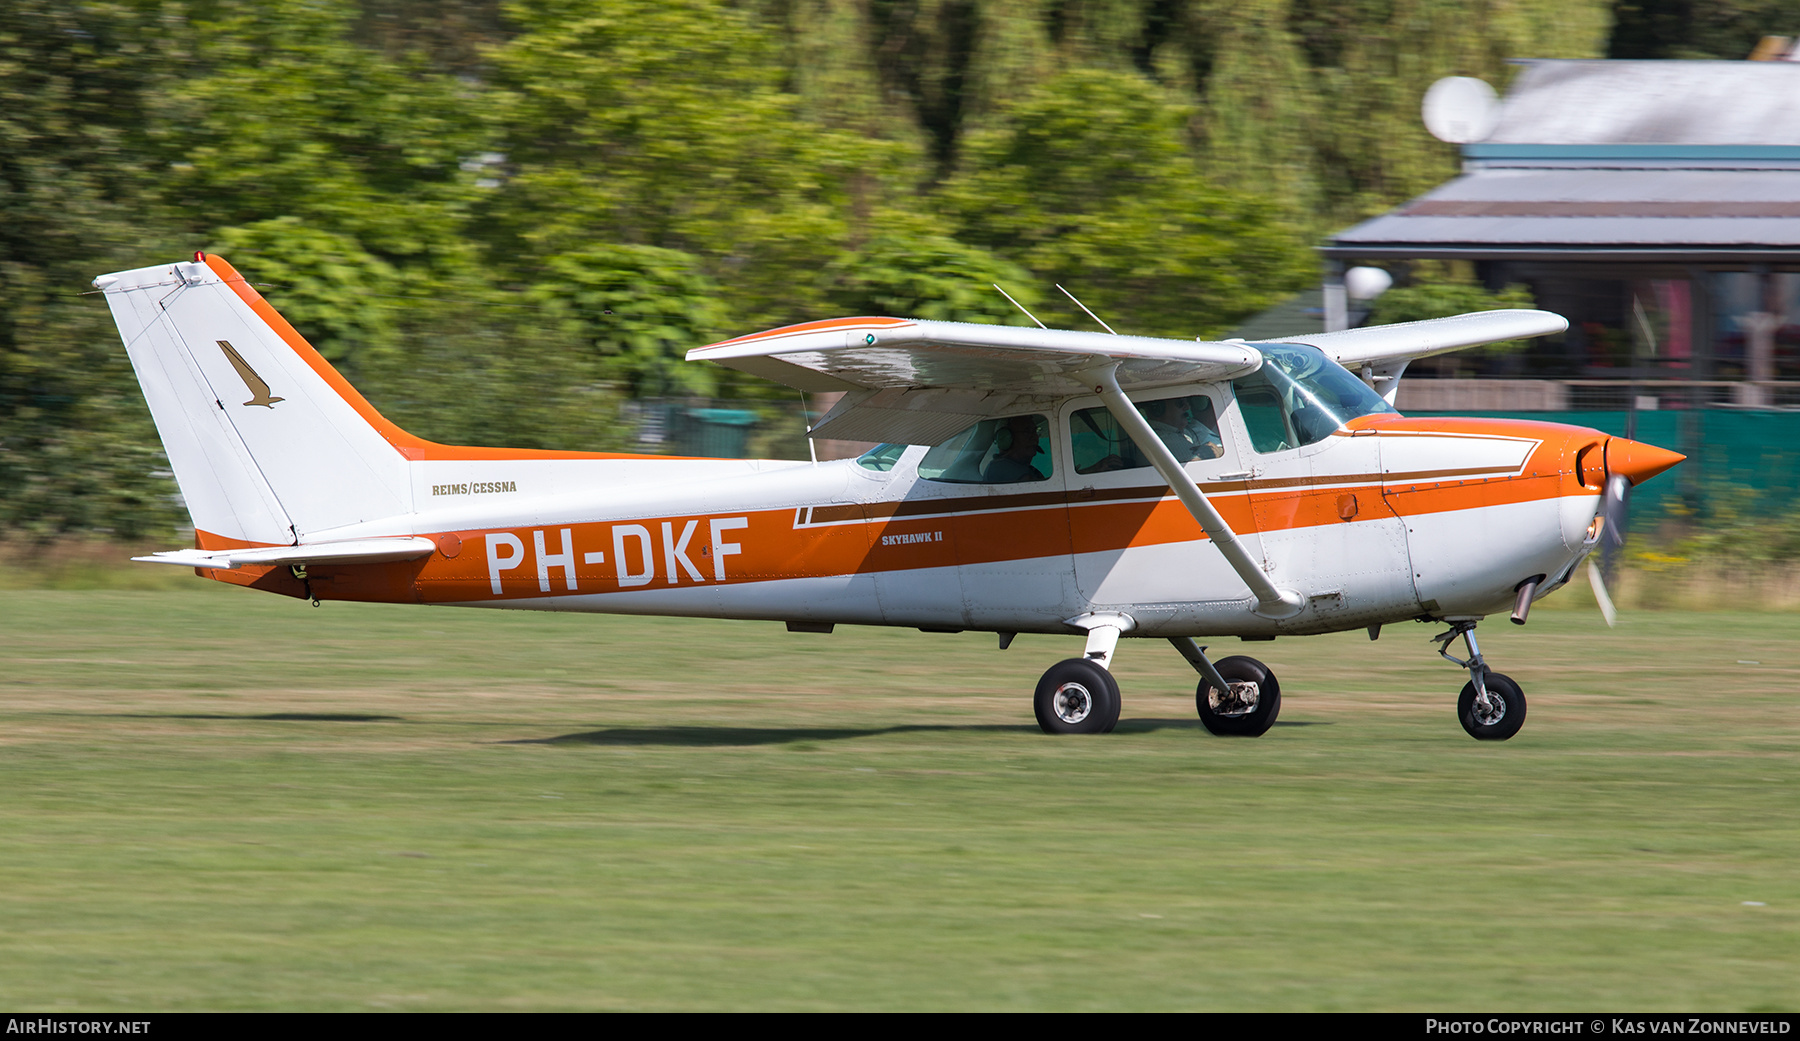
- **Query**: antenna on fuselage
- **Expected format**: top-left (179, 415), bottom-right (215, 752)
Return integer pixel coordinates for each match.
top-left (1055, 284), bottom-right (1119, 335)
top-left (992, 284), bottom-right (1047, 329)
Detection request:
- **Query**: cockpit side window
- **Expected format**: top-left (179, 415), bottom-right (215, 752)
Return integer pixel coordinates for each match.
top-left (919, 414), bottom-right (1052, 484)
top-left (1234, 376), bottom-right (1295, 453)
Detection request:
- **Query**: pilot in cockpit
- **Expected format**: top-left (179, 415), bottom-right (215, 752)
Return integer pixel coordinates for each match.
top-left (981, 415), bottom-right (1048, 483)
top-left (1143, 397), bottom-right (1223, 462)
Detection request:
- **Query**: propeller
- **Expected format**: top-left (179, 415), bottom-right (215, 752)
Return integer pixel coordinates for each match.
top-left (1592, 295), bottom-right (1654, 626)
top-left (1587, 471), bottom-right (1631, 627)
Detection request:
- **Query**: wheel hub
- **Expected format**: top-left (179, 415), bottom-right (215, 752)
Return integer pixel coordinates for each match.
top-left (1208, 680), bottom-right (1260, 717)
top-left (1052, 682), bottom-right (1094, 724)
top-left (1470, 691), bottom-right (1506, 727)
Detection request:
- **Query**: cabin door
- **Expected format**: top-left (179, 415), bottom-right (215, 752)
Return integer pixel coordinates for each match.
top-left (1064, 388), bottom-right (1268, 611)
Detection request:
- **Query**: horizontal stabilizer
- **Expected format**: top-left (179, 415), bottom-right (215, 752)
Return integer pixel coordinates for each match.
top-left (134, 536), bottom-right (437, 571)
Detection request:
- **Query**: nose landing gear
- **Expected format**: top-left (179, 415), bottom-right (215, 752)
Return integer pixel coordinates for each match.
top-left (1434, 622), bottom-right (1526, 740)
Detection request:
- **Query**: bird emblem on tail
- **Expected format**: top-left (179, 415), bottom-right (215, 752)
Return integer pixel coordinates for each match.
top-left (217, 340), bottom-right (284, 407)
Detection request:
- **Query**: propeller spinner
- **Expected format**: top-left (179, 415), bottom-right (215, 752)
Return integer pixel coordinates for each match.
top-left (1586, 438), bottom-right (1685, 627)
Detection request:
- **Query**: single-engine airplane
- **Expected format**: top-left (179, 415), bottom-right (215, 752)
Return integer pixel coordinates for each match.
top-left (96, 254), bottom-right (1683, 740)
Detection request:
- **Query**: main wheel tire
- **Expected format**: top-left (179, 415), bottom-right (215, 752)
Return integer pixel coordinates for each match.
top-left (1196, 654), bottom-right (1281, 737)
top-left (1034, 658), bottom-right (1122, 735)
top-left (1457, 670), bottom-right (1526, 741)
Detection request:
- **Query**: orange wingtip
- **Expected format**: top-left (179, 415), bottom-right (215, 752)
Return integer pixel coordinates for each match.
top-left (696, 316), bottom-right (913, 352)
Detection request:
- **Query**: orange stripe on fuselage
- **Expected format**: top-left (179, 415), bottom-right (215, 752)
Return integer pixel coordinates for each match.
top-left (191, 416), bottom-right (1606, 607)
top-left (240, 473), bottom-right (1587, 606)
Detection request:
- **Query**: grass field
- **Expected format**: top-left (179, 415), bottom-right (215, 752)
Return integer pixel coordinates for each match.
top-left (0, 586), bottom-right (1795, 1010)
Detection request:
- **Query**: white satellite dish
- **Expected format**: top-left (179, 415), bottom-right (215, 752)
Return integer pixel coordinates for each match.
top-left (1422, 76), bottom-right (1500, 144)
top-left (1344, 266), bottom-right (1393, 302)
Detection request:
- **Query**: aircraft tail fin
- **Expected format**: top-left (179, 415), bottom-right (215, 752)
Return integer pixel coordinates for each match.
top-left (95, 254), bottom-right (414, 546)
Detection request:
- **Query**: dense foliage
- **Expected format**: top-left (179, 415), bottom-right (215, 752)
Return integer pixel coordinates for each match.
top-left (4, 0), bottom-right (1641, 538)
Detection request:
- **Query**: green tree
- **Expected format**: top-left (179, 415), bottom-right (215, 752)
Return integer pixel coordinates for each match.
top-left (0, 0), bottom-right (191, 540)
top-left (759, 0), bottom-right (1056, 178)
top-left (1, 0), bottom-right (1644, 541)
top-left (355, 283), bottom-right (630, 454)
top-left (530, 245), bottom-right (727, 399)
top-left (151, 0), bottom-right (486, 267)
top-left (941, 67), bottom-right (1312, 338)
top-left (209, 219), bottom-right (403, 381)
top-left (481, 0), bottom-right (916, 330)
top-left (1212, 0), bottom-right (1613, 229)
top-left (816, 214), bottom-right (1044, 324)
top-left (354, 0), bottom-right (515, 76)
top-left (161, 3), bottom-right (632, 451)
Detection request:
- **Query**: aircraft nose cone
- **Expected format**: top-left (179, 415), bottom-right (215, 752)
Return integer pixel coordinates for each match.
top-left (1605, 437), bottom-right (1685, 487)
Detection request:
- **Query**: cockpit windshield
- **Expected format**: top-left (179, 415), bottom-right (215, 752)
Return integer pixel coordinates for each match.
top-left (1232, 342), bottom-right (1396, 453)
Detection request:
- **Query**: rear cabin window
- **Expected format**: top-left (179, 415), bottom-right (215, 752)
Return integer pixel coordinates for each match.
top-left (1069, 395), bottom-right (1222, 474)
top-left (919, 414), bottom-right (1052, 484)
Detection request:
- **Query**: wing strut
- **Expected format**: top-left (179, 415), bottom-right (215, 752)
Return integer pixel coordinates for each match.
top-left (1079, 363), bottom-right (1304, 619)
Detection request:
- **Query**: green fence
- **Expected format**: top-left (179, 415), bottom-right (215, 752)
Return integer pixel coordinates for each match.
top-left (630, 399), bottom-right (810, 460)
top-left (1407, 408), bottom-right (1800, 522)
top-left (636, 401), bottom-right (1800, 523)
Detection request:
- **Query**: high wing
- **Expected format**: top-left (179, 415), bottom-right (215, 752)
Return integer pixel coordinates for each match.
top-left (1278, 308), bottom-right (1568, 404)
top-left (687, 310), bottom-right (1569, 440)
top-left (687, 317), bottom-right (1263, 445)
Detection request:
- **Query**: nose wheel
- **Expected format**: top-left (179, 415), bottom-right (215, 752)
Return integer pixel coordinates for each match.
top-left (1458, 670), bottom-right (1526, 740)
top-left (1435, 622), bottom-right (1527, 741)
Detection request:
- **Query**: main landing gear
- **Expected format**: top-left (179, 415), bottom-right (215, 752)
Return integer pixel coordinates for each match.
top-left (1434, 621), bottom-right (1527, 741)
top-left (1034, 617), bottom-right (1126, 734)
top-left (1029, 628), bottom-right (1283, 736)
top-left (1033, 658), bottom-right (1121, 734)
top-left (1193, 655), bottom-right (1282, 737)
